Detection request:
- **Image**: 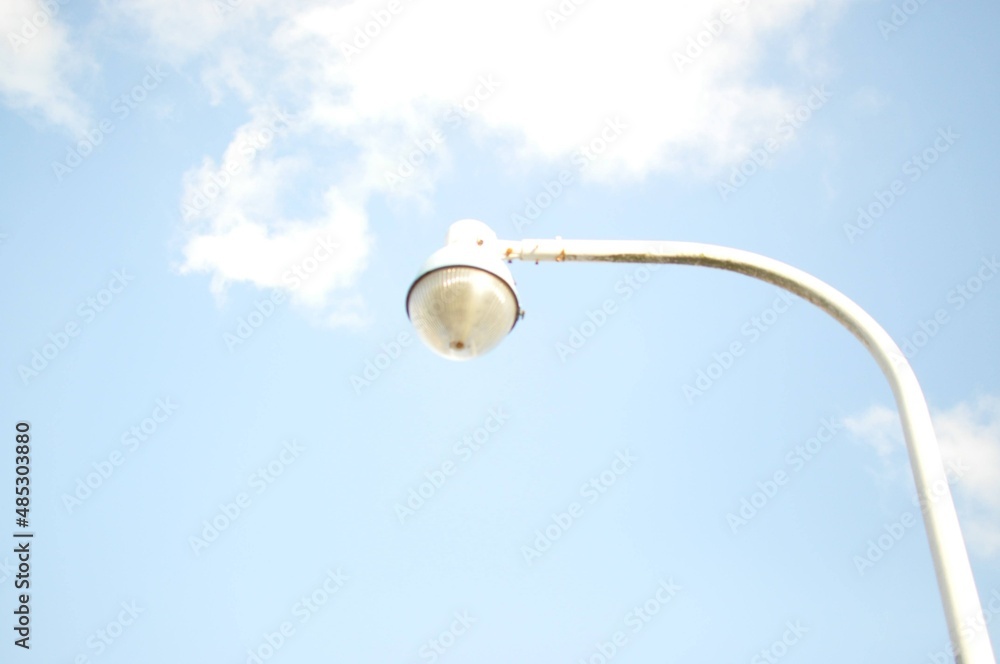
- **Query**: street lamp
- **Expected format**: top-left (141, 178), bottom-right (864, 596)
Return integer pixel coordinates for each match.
top-left (406, 218), bottom-right (997, 664)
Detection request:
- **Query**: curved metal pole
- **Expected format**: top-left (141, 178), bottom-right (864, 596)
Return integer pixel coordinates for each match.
top-left (500, 237), bottom-right (995, 664)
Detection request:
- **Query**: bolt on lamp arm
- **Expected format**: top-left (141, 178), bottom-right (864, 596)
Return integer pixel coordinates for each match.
top-left (494, 236), bottom-right (995, 664)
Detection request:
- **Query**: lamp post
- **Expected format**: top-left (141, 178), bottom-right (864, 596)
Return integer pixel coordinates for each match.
top-left (405, 219), bottom-right (996, 664)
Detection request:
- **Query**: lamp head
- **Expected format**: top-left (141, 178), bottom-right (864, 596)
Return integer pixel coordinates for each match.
top-left (406, 220), bottom-right (521, 361)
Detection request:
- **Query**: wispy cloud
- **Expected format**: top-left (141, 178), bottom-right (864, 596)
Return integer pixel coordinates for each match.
top-left (0, 0), bottom-right (89, 134)
top-left (846, 395), bottom-right (1000, 557)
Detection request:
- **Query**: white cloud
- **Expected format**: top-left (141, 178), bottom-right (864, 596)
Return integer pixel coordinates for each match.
top-left (846, 395), bottom-right (1000, 557)
top-left (177, 107), bottom-right (372, 320)
top-left (110, 0), bottom-right (850, 322)
top-left (102, 0), bottom-right (278, 61)
top-left (173, 103), bottom-right (374, 326)
top-left (846, 404), bottom-right (900, 462)
top-left (0, 0), bottom-right (89, 134)
top-left (275, 0), bottom-right (833, 180)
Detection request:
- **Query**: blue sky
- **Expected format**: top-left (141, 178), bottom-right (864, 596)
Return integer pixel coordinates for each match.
top-left (2, 0), bottom-right (999, 661)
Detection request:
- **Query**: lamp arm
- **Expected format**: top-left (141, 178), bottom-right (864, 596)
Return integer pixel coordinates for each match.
top-left (499, 237), bottom-right (995, 664)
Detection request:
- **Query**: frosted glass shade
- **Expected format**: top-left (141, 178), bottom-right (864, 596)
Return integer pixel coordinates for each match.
top-left (407, 266), bottom-right (519, 361)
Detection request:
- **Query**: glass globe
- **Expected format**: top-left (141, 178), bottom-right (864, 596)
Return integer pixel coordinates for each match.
top-left (407, 266), bottom-right (519, 360)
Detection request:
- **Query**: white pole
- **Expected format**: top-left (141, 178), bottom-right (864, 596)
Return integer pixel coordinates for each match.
top-left (494, 236), bottom-right (995, 664)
